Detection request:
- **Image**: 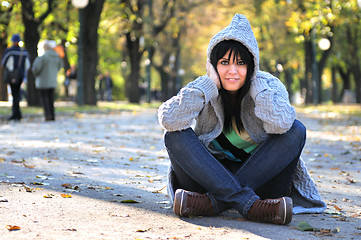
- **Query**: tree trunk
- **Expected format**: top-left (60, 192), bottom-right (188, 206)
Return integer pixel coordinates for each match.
top-left (20, 0), bottom-right (54, 106)
top-left (331, 67), bottom-right (338, 103)
top-left (122, 0), bottom-right (145, 104)
top-left (317, 36), bottom-right (333, 104)
top-left (21, 1), bottom-right (40, 106)
top-left (346, 27), bottom-right (361, 103)
top-left (157, 65), bottom-right (170, 102)
top-left (337, 66), bottom-right (351, 102)
top-left (0, 5), bottom-right (13, 101)
top-left (125, 33), bottom-right (142, 103)
top-left (284, 68), bottom-right (293, 102)
top-left (80, 1), bottom-right (104, 105)
top-left (0, 41), bottom-right (8, 101)
top-left (304, 38), bottom-right (313, 104)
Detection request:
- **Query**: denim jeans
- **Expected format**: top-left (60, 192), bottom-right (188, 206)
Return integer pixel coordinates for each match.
top-left (164, 120), bottom-right (306, 217)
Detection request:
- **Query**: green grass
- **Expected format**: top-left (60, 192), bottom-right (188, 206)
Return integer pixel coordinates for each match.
top-left (1, 101), bottom-right (359, 119)
top-left (0, 101), bottom-right (161, 118)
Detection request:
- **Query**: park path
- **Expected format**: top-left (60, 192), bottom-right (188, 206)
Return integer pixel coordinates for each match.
top-left (0, 106), bottom-right (360, 239)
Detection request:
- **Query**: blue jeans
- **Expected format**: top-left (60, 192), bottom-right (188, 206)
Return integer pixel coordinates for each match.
top-left (164, 120), bottom-right (306, 217)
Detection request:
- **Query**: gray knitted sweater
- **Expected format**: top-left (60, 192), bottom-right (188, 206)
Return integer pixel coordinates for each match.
top-left (158, 13), bottom-right (326, 214)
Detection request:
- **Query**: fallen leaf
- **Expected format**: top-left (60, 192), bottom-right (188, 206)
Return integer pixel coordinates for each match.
top-left (6, 225), bottom-right (21, 231)
top-left (334, 205), bottom-right (342, 211)
top-left (61, 194), bottom-right (72, 198)
top-left (32, 182), bottom-right (44, 185)
top-left (43, 194), bottom-right (54, 198)
top-left (346, 178), bottom-right (356, 183)
top-left (36, 175), bottom-right (48, 179)
top-left (152, 186), bottom-right (166, 193)
top-left (61, 183), bottom-right (72, 188)
top-left (121, 200), bottom-right (139, 203)
top-left (23, 185), bottom-right (33, 192)
top-left (32, 182), bottom-right (49, 186)
top-left (112, 194), bottom-right (124, 197)
top-left (0, 197), bottom-right (8, 202)
top-left (11, 160), bottom-right (24, 164)
top-left (297, 222), bottom-right (315, 231)
top-left (341, 150), bottom-right (351, 155)
top-left (23, 163), bottom-right (36, 169)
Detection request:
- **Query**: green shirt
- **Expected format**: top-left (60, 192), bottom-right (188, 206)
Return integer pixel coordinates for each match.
top-left (212, 127), bottom-right (258, 162)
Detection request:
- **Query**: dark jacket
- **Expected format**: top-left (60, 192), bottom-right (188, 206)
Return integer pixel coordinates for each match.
top-left (1, 45), bottom-right (30, 82)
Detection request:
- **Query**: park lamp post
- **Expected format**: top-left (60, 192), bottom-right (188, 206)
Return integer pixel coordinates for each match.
top-left (72, 0), bottom-right (89, 106)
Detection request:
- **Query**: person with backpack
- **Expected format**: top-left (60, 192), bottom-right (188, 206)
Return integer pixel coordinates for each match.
top-left (1, 34), bottom-right (30, 121)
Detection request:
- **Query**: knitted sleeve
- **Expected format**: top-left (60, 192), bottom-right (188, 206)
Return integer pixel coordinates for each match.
top-left (249, 71), bottom-right (296, 134)
top-left (158, 75), bottom-right (219, 132)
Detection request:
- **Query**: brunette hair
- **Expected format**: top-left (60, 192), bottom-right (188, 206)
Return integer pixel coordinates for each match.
top-left (209, 40), bottom-right (254, 132)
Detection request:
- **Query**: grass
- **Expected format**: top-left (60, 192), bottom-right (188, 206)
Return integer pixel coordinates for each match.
top-left (295, 104), bottom-right (361, 118)
top-left (1, 100), bottom-right (360, 119)
top-left (0, 101), bottom-right (161, 119)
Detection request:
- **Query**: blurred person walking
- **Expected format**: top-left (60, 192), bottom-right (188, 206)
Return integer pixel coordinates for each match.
top-left (99, 72), bottom-right (113, 101)
top-left (32, 40), bottom-right (63, 121)
top-left (65, 65), bottom-right (77, 101)
top-left (1, 34), bottom-right (30, 121)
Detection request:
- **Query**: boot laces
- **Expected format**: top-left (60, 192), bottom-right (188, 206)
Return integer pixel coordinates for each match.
top-left (187, 192), bottom-right (211, 214)
top-left (250, 199), bottom-right (280, 221)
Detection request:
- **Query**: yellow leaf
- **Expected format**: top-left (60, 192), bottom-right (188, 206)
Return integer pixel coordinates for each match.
top-left (129, 157), bottom-right (133, 161)
top-left (61, 194), bottom-right (72, 198)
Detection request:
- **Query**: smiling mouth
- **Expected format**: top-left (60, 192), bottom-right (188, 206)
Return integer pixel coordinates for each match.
top-left (226, 78), bottom-right (239, 81)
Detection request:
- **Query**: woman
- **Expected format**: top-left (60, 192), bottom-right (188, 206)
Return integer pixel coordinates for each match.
top-left (158, 14), bottom-right (326, 225)
top-left (32, 40), bottom-right (63, 121)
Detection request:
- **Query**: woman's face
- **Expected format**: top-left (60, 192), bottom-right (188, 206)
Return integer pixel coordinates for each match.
top-left (216, 50), bottom-right (248, 93)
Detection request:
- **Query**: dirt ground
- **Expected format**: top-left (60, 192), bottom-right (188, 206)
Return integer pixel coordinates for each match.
top-left (0, 104), bottom-right (360, 240)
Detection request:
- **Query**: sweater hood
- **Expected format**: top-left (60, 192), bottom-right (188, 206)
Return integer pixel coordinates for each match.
top-left (207, 13), bottom-right (259, 77)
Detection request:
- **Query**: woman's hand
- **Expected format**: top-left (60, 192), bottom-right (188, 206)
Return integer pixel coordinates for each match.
top-left (206, 59), bottom-right (221, 89)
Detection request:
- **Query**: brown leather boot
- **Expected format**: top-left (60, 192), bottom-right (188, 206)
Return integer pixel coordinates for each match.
top-left (247, 197), bottom-right (293, 225)
top-left (173, 189), bottom-right (215, 217)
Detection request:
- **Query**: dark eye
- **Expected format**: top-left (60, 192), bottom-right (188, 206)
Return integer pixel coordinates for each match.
top-left (237, 60), bottom-right (246, 65)
top-left (220, 60), bottom-right (229, 65)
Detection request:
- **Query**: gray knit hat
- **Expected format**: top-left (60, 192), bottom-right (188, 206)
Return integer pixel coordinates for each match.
top-left (207, 14), bottom-right (259, 76)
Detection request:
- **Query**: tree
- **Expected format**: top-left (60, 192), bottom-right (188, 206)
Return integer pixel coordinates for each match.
top-left (119, 0), bottom-right (146, 103)
top-left (20, 0), bottom-right (55, 106)
top-left (78, 0), bottom-right (105, 105)
top-left (286, 0), bottom-right (335, 104)
top-left (0, 2), bottom-right (14, 101)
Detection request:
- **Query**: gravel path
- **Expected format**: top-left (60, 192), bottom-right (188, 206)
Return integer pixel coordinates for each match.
top-left (0, 107), bottom-right (360, 239)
